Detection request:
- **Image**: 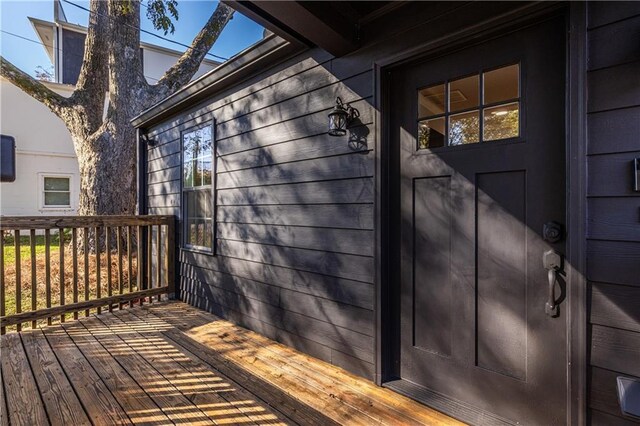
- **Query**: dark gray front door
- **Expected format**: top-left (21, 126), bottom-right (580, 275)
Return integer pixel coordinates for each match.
top-left (391, 17), bottom-right (567, 425)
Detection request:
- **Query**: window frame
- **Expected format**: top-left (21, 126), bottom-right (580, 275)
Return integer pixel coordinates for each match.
top-left (180, 120), bottom-right (216, 254)
top-left (39, 173), bottom-right (73, 210)
top-left (416, 61), bottom-right (523, 151)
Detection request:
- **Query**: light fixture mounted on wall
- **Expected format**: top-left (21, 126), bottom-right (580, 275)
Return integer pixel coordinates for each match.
top-left (328, 97), bottom-right (360, 137)
top-left (141, 132), bottom-right (156, 147)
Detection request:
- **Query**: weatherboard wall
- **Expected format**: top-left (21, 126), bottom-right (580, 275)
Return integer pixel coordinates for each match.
top-left (585, 3), bottom-right (640, 425)
top-left (145, 47), bottom-right (377, 378)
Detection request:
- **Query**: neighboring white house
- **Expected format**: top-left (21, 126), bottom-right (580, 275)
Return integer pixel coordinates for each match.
top-left (0, 2), bottom-right (219, 216)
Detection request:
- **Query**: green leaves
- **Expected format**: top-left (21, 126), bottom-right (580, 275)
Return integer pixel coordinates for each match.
top-left (146, 0), bottom-right (179, 35)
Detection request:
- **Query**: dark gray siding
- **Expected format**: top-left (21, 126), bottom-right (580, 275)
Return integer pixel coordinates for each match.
top-left (62, 29), bottom-right (85, 85)
top-left (586, 3), bottom-right (640, 424)
top-left (146, 48), bottom-right (376, 377)
top-left (144, 0), bottom-right (532, 381)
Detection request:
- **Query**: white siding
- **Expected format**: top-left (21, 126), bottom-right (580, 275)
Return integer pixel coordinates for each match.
top-left (0, 78), bottom-right (79, 216)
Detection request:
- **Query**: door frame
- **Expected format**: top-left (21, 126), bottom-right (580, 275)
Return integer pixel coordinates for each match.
top-left (373, 3), bottom-right (587, 424)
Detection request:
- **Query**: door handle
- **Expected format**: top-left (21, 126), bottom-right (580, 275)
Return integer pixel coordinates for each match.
top-left (543, 250), bottom-right (562, 317)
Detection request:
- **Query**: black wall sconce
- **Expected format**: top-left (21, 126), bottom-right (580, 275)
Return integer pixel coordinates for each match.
top-left (141, 132), bottom-right (156, 147)
top-left (328, 97), bottom-right (360, 137)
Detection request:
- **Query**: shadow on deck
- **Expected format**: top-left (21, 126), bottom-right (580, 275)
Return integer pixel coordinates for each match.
top-left (0, 301), bottom-right (462, 425)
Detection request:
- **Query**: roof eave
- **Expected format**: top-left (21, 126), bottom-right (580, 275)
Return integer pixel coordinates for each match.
top-left (131, 35), bottom-right (304, 128)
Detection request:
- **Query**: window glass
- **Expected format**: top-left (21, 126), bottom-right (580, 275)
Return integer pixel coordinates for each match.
top-left (44, 177), bottom-right (69, 191)
top-left (449, 111), bottom-right (480, 145)
top-left (43, 176), bottom-right (71, 207)
top-left (418, 83), bottom-right (445, 117)
top-left (418, 118), bottom-right (445, 149)
top-left (416, 63), bottom-right (520, 149)
top-left (184, 190), bottom-right (213, 249)
top-left (183, 124), bottom-right (214, 250)
top-left (483, 102), bottom-right (519, 141)
top-left (449, 75), bottom-right (479, 112)
top-left (483, 64), bottom-right (519, 104)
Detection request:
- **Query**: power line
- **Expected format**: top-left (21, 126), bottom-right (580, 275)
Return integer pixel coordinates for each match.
top-left (0, 29), bottom-right (160, 82)
top-left (61, 0), bottom-right (228, 61)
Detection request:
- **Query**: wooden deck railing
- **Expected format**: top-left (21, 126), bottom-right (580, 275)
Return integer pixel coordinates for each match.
top-left (0, 215), bottom-right (175, 333)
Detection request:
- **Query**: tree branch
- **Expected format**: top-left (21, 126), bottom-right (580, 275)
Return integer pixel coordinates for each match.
top-left (0, 56), bottom-right (71, 116)
top-left (153, 2), bottom-right (234, 98)
top-left (76, 0), bottom-right (109, 94)
top-left (73, 0), bottom-right (110, 134)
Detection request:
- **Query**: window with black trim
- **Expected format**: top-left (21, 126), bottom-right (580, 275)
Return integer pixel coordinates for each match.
top-left (417, 63), bottom-right (520, 149)
top-left (182, 123), bottom-right (214, 251)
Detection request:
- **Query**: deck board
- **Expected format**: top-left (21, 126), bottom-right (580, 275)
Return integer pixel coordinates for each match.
top-left (79, 315), bottom-right (214, 425)
top-left (1, 333), bottom-right (49, 426)
top-left (61, 320), bottom-right (172, 425)
top-left (20, 329), bottom-right (91, 426)
top-left (1, 301), bottom-right (463, 425)
top-left (41, 324), bottom-right (134, 425)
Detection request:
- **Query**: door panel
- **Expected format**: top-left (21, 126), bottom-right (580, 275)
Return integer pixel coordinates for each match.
top-left (391, 17), bottom-right (567, 425)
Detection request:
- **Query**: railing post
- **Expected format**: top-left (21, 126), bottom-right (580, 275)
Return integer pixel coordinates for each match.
top-left (0, 215), bottom-right (175, 330)
top-left (167, 216), bottom-right (176, 299)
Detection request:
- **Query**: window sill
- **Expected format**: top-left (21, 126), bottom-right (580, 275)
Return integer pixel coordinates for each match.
top-left (39, 208), bottom-right (75, 213)
top-left (181, 246), bottom-right (215, 256)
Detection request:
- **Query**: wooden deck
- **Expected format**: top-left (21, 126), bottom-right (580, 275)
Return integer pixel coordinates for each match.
top-left (0, 301), bottom-right (462, 425)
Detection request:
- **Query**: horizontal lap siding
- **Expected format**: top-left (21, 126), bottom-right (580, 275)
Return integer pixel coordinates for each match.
top-left (146, 48), bottom-right (376, 378)
top-left (586, 4), bottom-right (640, 423)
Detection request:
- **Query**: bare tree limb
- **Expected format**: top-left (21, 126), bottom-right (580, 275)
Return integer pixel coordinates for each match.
top-left (0, 56), bottom-right (71, 116)
top-left (153, 2), bottom-right (234, 98)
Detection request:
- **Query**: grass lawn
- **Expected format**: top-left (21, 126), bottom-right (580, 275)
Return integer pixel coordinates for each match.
top-left (2, 236), bottom-right (140, 331)
top-left (3, 234), bottom-right (64, 265)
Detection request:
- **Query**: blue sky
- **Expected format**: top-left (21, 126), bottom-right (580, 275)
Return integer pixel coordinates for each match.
top-left (0, 0), bottom-right (264, 78)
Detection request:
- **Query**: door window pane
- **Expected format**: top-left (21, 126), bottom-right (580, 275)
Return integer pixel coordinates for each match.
top-left (418, 84), bottom-right (445, 117)
top-left (415, 63), bottom-right (520, 149)
top-left (418, 117), bottom-right (445, 149)
top-left (484, 64), bottom-right (519, 104)
top-left (483, 103), bottom-right (519, 141)
top-left (449, 110), bottom-right (479, 145)
top-left (449, 75), bottom-right (479, 112)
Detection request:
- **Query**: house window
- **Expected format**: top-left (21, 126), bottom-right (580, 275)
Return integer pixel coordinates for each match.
top-left (417, 63), bottom-right (520, 149)
top-left (182, 123), bottom-right (214, 251)
top-left (42, 176), bottom-right (71, 208)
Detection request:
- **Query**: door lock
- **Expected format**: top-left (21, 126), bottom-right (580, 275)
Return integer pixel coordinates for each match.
top-left (543, 250), bottom-right (563, 317)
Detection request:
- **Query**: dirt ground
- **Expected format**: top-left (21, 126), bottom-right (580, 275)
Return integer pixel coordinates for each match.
top-left (3, 247), bottom-right (140, 330)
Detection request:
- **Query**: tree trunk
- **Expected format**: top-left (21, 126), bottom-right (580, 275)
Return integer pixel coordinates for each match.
top-left (75, 129), bottom-right (137, 217)
top-left (1, 0), bottom-right (235, 233)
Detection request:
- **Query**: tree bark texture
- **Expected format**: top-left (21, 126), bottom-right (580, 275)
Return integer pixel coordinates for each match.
top-left (1, 0), bottom-right (234, 225)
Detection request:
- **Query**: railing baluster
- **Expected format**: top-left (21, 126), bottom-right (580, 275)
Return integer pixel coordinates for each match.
top-left (156, 225), bottom-right (161, 302)
top-left (30, 230), bottom-right (36, 329)
top-left (117, 226), bottom-right (123, 309)
top-left (72, 228), bottom-right (78, 320)
top-left (147, 224), bottom-right (152, 304)
top-left (95, 226), bottom-right (101, 315)
top-left (1, 233), bottom-right (5, 335)
top-left (14, 230), bottom-right (22, 332)
top-left (127, 226), bottom-right (133, 308)
top-left (106, 227), bottom-right (112, 312)
top-left (0, 216), bottom-right (173, 329)
top-left (137, 225), bottom-right (143, 306)
top-left (59, 228), bottom-right (65, 323)
top-left (84, 228), bottom-right (90, 317)
top-left (45, 229), bottom-right (51, 325)
top-left (167, 218), bottom-right (175, 300)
